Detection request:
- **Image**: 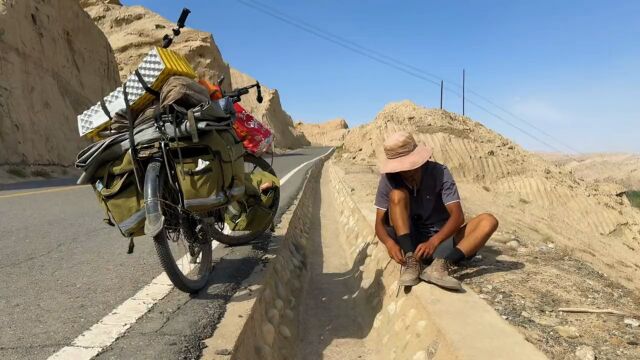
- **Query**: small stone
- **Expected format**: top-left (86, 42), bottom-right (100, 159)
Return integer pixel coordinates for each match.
top-left (274, 299), bottom-right (284, 311)
top-left (506, 240), bottom-right (520, 249)
top-left (521, 311), bottom-right (531, 318)
top-left (215, 348), bottom-right (232, 356)
top-left (495, 254), bottom-right (516, 262)
top-left (255, 343), bottom-right (272, 358)
top-left (261, 323), bottom-right (275, 345)
top-left (267, 309), bottom-right (280, 325)
top-left (279, 325), bottom-right (292, 338)
top-left (575, 345), bottom-right (595, 360)
top-left (283, 309), bottom-right (294, 320)
top-left (479, 294), bottom-right (490, 300)
top-left (624, 318), bottom-right (640, 327)
top-left (554, 325), bottom-right (579, 339)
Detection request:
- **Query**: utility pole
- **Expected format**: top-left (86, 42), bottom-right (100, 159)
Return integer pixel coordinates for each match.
top-left (440, 80), bottom-right (443, 110)
top-left (462, 69), bottom-right (466, 116)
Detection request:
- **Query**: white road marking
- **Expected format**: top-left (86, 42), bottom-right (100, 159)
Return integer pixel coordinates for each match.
top-left (48, 148), bottom-right (333, 360)
top-left (279, 147), bottom-right (333, 184)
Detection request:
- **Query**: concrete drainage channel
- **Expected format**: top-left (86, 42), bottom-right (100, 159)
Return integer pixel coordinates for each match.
top-left (202, 158), bottom-right (549, 360)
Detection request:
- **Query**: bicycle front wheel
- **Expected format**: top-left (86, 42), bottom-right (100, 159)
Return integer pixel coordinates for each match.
top-left (147, 161), bottom-right (213, 293)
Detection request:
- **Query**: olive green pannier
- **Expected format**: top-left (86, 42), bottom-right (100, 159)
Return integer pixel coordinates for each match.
top-left (92, 151), bottom-right (145, 237)
top-left (92, 128), bottom-right (246, 237)
top-left (175, 129), bottom-right (246, 212)
top-left (225, 169), bottom-right (279, 232)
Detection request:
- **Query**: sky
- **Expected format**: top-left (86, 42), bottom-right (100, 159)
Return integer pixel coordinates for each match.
top-left (123, 0), bottom-right (639, 154)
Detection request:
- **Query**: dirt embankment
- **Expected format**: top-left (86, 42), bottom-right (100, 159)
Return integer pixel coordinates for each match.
top-left (330, 100), bottom-right (640, 359)
top-left (295, 118), bottom-right (349, 147)
top-left (541, 152), bottom-right (640, 191)
top-left (0, 0), bottom-right (120, 166)
top-left (81, 0), bottom-right (309, 150)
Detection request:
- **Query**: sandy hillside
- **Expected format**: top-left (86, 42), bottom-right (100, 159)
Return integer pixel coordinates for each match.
top-left (81, 1), bottom-right (309, 150)
top-left (295, 118), bottom-right (349, 147)
top-left (332, 100), bottom-right (640, 358)
top-left (0, 0), bottom-right (120, 166)
top-left (230, 68), bottom-right (309, 149)
top-left (541, 152), bottom-right (640, 191)
top-left (80, 0), bottom-right (231, 91)
top-left (339, 101), bottom-right (640, 288)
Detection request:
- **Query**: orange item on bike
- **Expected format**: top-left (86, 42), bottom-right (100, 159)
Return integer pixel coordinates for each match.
top-left (233, 103), bottom-right (273, 156)
top-left (198, 79), bottom-right (223, 100)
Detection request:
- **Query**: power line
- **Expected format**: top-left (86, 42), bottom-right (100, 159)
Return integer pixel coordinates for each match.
top-left (240, 0), bottom-right (584, 155)
top-left (237, 0), bottom-right (581, 156)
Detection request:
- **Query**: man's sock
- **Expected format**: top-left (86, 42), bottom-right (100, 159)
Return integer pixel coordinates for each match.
top-left (396, 233), bottom-right (414, 255)
top-left (444, 247), bottom-right (466, 264)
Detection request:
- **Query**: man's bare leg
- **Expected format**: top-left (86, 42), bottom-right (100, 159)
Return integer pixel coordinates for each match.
top-left (454, 213), bottom-right (499, 257)
top-left (388, 188), bottom-right (410, 237)
top-left (388, 188), bottom-right (421, 286)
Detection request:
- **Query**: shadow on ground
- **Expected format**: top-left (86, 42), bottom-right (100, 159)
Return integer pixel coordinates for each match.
top-left (452, 244), bottom-right (525, 281)
top-left (297, 177), bottom-right (384, 359)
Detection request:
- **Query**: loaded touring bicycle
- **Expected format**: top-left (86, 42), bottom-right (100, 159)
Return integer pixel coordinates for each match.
top-left (75, 8), bottom-right (279, 293)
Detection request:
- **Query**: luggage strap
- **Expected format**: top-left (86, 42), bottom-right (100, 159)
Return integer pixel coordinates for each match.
top-left (99, 99), bottom-right (112, 120)
top-left (134, 70), bottom-right (160, 98)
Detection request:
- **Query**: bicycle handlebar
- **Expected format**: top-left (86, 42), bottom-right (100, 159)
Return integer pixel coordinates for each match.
top-left (162, 8), bottom-right (191, 49)
top-left (225, 82), bottom-right (263, 103)
top-left (177, 8), bottom-right (191, 28)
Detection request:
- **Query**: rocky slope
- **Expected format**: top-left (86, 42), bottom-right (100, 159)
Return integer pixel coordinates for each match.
top-left (540, 152), bottom-right (640, 191)
top-left (295, 118), bottom-right (349, 147)
top-left (80, 0), bottom-right (308, 149)
top-left (230, 68), bottom-right (309, 149)
top-left (0, 0), bottom-right (120, 165)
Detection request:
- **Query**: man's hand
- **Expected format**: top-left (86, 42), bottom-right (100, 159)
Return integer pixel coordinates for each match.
top-left (415, 239), bottom-right (439, 260)
top-left (385, 241), bottom-right (405, 265)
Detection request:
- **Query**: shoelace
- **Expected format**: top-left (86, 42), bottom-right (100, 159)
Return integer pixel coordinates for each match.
top-left (405, 256), bottom-right (420, 272)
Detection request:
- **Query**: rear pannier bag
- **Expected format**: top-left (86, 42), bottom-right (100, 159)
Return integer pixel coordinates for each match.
top-left (175, 129), bottom-right (246, 212)
top-left (225, 170), bottom-right (279, 232)
top-left (92, 151), bottom-right (145, 237)
top-left (174, 146), bottom-right (226, 212)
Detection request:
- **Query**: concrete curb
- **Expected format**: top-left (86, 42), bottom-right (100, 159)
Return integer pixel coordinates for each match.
top-left (201, 151), bottom-right (332, 359)
top-left (326, 161), bottom-right (548, 360)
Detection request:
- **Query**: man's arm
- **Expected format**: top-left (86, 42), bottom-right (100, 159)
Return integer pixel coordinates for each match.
top-left (415, 202), bottom-right (465, 259)
top-left (375, 209), bottom-right (405, 265)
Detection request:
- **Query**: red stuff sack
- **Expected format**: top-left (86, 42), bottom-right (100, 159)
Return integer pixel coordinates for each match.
top-left (232, 103), bottom-right (273, 155)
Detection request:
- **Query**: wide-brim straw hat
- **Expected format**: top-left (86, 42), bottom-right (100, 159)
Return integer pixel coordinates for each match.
top-left (378, 131), bottom-right (432, 173)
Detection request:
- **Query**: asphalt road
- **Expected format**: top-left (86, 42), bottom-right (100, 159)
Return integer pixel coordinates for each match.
top-left (0, 146), bottom-right (331, 360)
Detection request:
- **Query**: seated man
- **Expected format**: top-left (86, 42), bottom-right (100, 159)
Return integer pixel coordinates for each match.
top-left (374, 131), bottom-right (498, 290)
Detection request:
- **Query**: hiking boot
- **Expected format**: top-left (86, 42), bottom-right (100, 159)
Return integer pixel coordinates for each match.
top-left (420, 258), bottom-right (462, 291)
top-left (399, 253), bottom-right (421, 286)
